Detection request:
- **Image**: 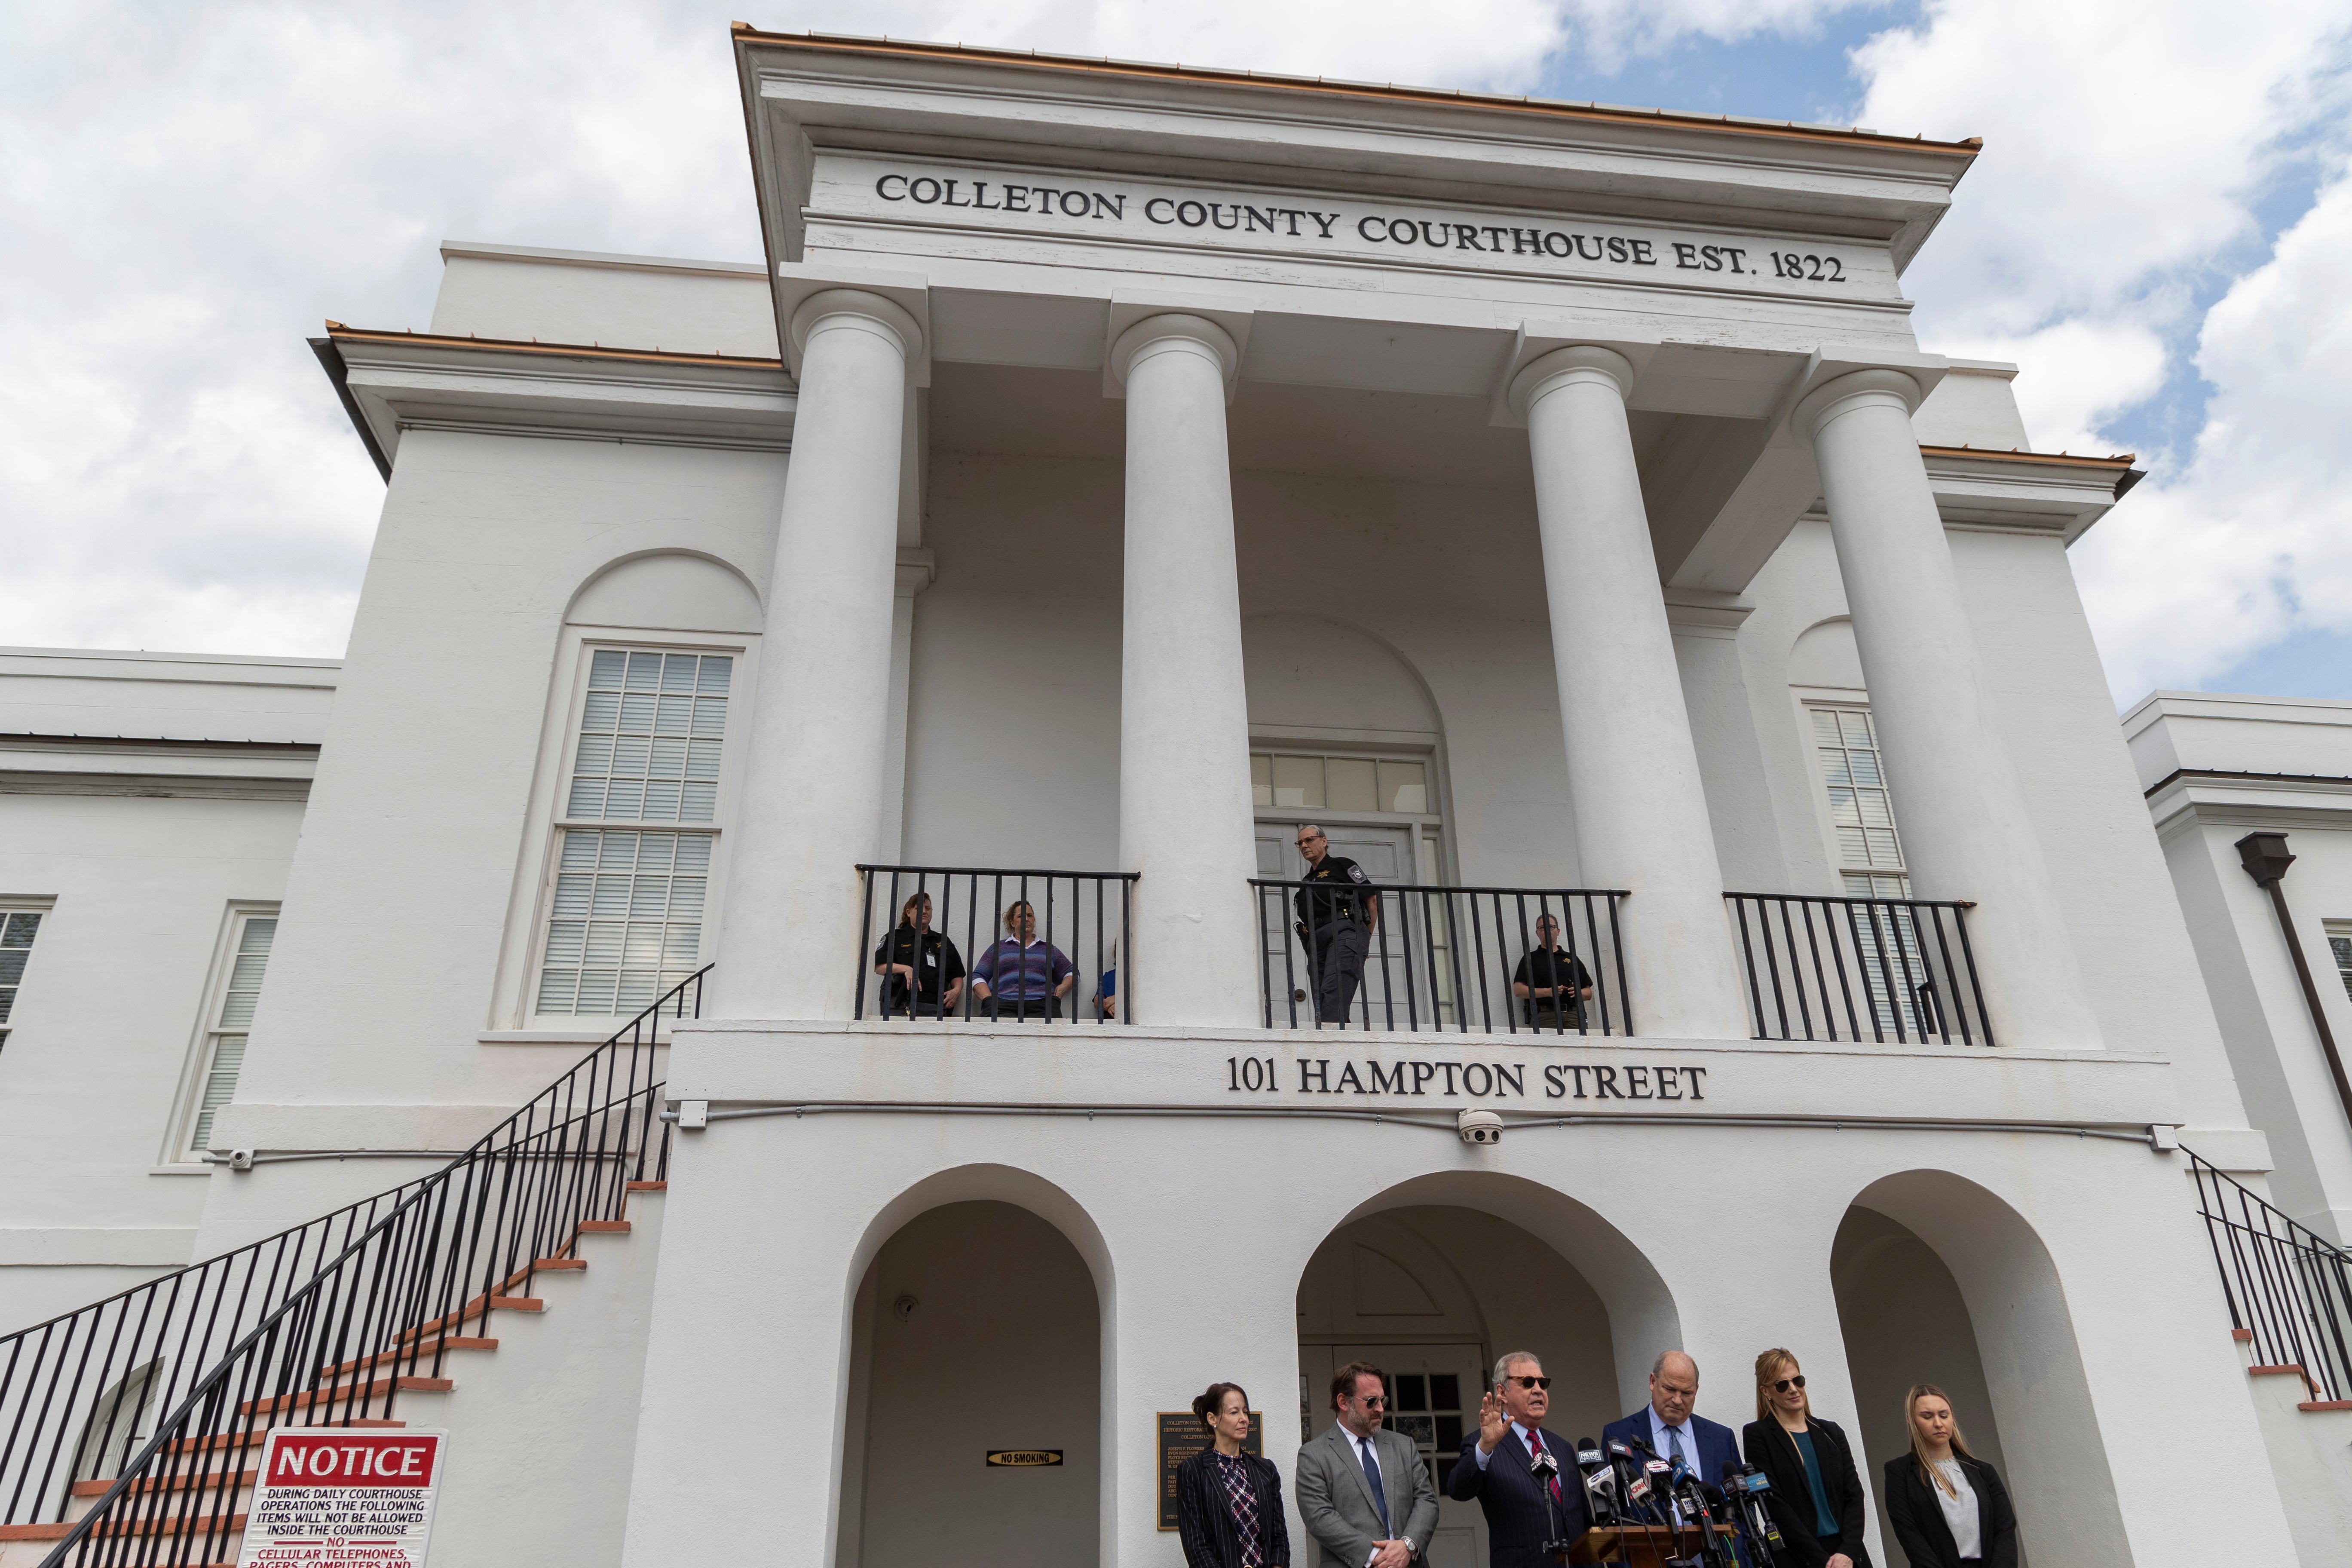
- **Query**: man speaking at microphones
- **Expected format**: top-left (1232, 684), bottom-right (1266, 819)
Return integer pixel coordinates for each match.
top-left (1446, 1351), bottom-right (1589, 1568)
top-left (1602, 1351), bottom-right (1742, 1493)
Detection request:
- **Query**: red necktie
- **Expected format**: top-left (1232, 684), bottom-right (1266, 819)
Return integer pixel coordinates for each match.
top-left (1526, 1430), bottom-right (1562, 1506)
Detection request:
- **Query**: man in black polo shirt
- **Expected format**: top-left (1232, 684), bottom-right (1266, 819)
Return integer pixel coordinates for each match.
top-left (1513, 913), bottom-right (1593, 1032)
top-left (1293, 824), bottom-right (1375, 1028)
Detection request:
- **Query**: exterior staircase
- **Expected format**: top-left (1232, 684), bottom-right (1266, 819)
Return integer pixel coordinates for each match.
top-left (0, 972), bottom-right (701, 1568)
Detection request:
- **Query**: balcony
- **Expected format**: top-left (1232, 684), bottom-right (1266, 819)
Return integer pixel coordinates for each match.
top-left (853, 867), bottom-right (1993, 1045)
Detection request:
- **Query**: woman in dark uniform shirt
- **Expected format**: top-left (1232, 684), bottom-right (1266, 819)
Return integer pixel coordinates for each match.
top-left (1175, 1381), bottom-right (1290, 1568)
top-left (1882, 1384), bottom-right (2017, 1568)
top-left (1740, 1348), bottom-right (1873, 1568)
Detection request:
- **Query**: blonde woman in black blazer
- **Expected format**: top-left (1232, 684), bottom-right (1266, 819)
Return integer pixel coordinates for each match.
top-left (1740, 1349), bottom-right (1872, 1568)
top-left (1176, 1382), bottom-right (1291, 1568)
top-left (1882, 1385), bottom-right (2017, 1568)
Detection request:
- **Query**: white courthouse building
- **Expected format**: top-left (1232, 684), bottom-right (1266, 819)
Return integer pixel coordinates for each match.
top-left (2, 26), bottom-right (2347, 1568)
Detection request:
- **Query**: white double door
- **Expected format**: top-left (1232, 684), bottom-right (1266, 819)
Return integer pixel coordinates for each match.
top-left (1256, 821), bottom-right (1452, 1028)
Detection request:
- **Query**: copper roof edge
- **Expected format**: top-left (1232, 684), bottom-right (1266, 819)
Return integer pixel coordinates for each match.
top-left (323, 324), bottom-right (785, 371)
top-left (729, 25), bottom-right (1981, 157)
top-left (1918, 444), bottom-right (2135, 469)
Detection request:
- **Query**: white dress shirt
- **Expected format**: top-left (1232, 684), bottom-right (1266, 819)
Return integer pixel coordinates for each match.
top-left (1648, 1407), bottom-right (1701, 1478)
top-left (1472, 1420), bottom-right (1546, 1470)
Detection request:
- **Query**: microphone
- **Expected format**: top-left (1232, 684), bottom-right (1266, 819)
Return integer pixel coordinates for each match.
top-left (1722, 1466), bottom-right (1785, 1561)
top-left (1574, 1438), bottom-right (1616, 1526)
top-left (1528, 1438), bottom-right (1572, 1558)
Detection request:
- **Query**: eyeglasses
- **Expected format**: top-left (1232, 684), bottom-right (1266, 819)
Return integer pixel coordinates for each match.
top-left (1510, 1376), bottom-right (1552, 1390)
top-left (1773, 1375), bottom-right (1807, 1393)
top-left (1357, 1396), bottom-right (1387, 1407)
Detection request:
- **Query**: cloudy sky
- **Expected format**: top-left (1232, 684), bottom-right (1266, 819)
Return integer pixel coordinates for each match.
top-left (3, 0), bottom-right (2348, 704)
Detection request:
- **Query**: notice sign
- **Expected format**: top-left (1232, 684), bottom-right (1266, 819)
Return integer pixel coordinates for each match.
top-left (235, 1428), bottom-right (447, 1567)
top-left (1157, 1411), bottom-right (1261, 1530)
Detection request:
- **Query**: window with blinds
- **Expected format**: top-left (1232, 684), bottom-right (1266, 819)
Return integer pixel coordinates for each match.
top-left (0, 909), bottom-right (44, 1050)
top-left (2328, 922), bottom-right (2352, 1007)
top-left (535, 646), bottom-right (733, 1016)
top-left (1811, 705), bottom-right (1911, 897)
top-left (188, 913), bottom-right (275, 1154)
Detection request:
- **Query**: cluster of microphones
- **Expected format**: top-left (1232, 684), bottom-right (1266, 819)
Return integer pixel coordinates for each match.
top-left (1523, 1435), bottom-right (1792, 1567)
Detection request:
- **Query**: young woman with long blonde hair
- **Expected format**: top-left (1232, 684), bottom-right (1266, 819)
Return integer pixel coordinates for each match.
top-left (1736, 1348), bottom-right (1871, 1568)
top-left (1880, 1384), bottom-right (2017, 1568)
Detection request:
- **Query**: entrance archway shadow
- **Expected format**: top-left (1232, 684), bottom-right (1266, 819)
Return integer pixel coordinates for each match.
top-left (1841, 1170), bottom-right (2125, 1568)
top-left (837, 1166), bottom-right (1114, 1568)
top-left (1339, 1170), bottom-right (1680, 1408)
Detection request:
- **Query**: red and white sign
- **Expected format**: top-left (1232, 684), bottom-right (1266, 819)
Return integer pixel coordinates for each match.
top-left (235, 1428), bottom-right (447, 1568)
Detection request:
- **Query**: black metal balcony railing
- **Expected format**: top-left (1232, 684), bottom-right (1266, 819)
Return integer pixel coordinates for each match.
top-left (2191, 1152), bottom-right (2352, 1403)
top-left (854, 865), bottom-right (1136, 1024)
top-left (1725, 892), bottom-right (1993, 1047)
top-left (8, 968), bottom-right (704, 1567)
top-left (1248, 881), bottom-right (1631, 1035)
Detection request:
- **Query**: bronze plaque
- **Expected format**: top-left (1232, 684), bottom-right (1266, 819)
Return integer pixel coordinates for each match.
top-left (1158, 1410), bottom-right (1263, 1530)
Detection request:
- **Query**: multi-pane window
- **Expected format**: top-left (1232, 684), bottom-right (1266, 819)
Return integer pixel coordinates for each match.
top-left (1813, 706), bottom-right (1910, 897)
top-left (1251, 752), bottom-right (1428, 814)
top-left (534, 830), bottom-right (711, 1016)
top-left (189, 914), bottom-right (276, 1154)
top-left (0, 909), bottom-right (44, 1050)
top-left (566, 650), bottom-right (732, 824)
top-left (536, 646), bottom-right (734, 1017)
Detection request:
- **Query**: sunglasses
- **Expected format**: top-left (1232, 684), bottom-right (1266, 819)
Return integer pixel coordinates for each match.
top-left (1510, 1376), bottom-right (1552, 1390)
top-left (1773, 1375), bottom-right (1807, 1393)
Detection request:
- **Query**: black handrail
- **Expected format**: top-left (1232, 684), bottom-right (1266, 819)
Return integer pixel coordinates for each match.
top-left (21, 967), bottom-right (706, 1566)
top-left (854, 865), bottom-right (1135, 1025)
top-left (1724, 892), bottom-right (1992, 1046)
top-left (1249, 879), bottom-right (1631, 1035)
top-left (2190, 1151), bottom-right (2352, 1404)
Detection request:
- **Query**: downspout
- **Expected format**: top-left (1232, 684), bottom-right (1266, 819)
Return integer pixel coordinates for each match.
top-left (2236, 830), bottom-right (2352, 1131)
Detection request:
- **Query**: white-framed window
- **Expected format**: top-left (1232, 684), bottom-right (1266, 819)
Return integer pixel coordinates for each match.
top-left (530, 647), bottom-right (735, 1017)
top-left (0, 903), bottom-right (51, 1051)
top-left (1809, 704), bottom-right (1911, 897)
top-left (2327, 920), bottom-right (2352, 1008)
top-left (175, 906), bottom-right (278, 1157)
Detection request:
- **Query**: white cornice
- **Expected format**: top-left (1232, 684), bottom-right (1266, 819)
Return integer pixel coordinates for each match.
top-left (329, 334), bottom-right (796, 464)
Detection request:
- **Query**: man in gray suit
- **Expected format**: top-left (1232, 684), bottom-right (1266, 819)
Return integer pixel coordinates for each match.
top-left (1296, 1361), bottom-right (1441, 1568)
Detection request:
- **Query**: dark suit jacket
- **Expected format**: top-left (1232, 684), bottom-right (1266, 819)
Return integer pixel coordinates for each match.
top-left (1740, 1418), bottom-right (1874, 1568)
top-left (1445, 1427), bottom-right (1590, 1568)
top-left (1882, 1452), bottom-right (2017, 1568)
top-left (1175, 1448), bottom-right (1292, 1568)
top-left (1601, 1408), bottom-right (1743, 1487)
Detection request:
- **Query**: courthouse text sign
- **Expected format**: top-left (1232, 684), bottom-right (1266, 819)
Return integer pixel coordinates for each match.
top-left (236, 1429), bottom-right (446, 1568)
top-left (816, 154), bottom-right (1886, 299)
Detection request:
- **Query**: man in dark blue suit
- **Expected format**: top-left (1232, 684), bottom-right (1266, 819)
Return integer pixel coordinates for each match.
top-left (1601, 1351), bottom-right (1742, 1491)
top-left (1446, 1350), bottom-right (1589, 1568)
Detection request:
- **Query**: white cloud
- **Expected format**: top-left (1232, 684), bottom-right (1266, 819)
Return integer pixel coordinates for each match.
top-left (2070, 158), bottom-right (2352, 698)
top-left (1847, 0), bottom-right (2352, 698)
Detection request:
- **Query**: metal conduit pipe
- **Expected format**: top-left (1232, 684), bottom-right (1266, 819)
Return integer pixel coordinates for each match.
top-left (657, 1100), bottom-right (2172, 1148)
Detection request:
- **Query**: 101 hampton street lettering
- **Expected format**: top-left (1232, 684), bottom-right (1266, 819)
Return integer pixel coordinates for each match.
top-left (1226, 1054), bottom-right (1710, 1101)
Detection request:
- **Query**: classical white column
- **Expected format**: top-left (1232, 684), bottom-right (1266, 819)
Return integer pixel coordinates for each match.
top-left (1795, 369), bottom-right (2104, 1048)
top-left (1109, 314), bottom-right (1261, 1028)
top-left (709, 289), bottom-right (920, 1020)
top-left (1513, 346), bottom-right (1750, 1040)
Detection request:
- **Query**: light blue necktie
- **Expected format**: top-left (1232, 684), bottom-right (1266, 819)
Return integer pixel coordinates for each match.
top-left (1357, 1437), bottom-right (1390, 1533)
top-left (1669, 1423), bottom-right (1693, 1477)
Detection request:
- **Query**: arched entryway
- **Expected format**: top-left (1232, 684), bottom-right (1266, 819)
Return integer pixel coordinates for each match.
top-left (1296, 1175), bottom-right (1678, 1568)
top-left (838, 1186), bottom-right (1106, 1568)
top-left (1835, 1171), bottom-right (2125, 1567)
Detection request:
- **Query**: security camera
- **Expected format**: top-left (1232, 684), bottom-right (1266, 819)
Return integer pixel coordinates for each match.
top-left (228, 1149), bottom-right (255, 1172)
top-left (1458, 1109), bottom-right (1504, 1146)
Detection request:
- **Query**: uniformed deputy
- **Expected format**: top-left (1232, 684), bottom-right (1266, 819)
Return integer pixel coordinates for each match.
top-left (1293, 824), bottom-right (1375, 1027)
